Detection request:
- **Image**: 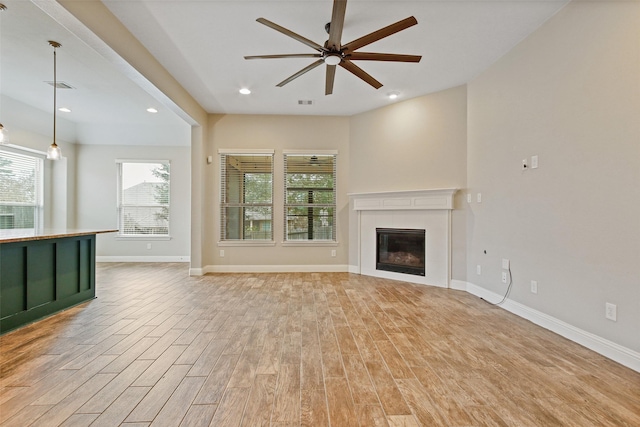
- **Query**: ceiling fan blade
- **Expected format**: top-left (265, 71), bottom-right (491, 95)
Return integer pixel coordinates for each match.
top-left (245, 53), bottom-right (322, 60)
top-left (342, 16), bottom-right (418, 53)
top-left (326, 65), bottom-right (337, 95)
top-left (347, 52), bottom-right (422, 63)
top-left (339, 60), bottom-right (382, 89)
top-left (327, 0), bottom-right (347, 51)
top-left (276, 59), bottom-right (324, 87)
top-left (256, 18), bottom-right (324, 52)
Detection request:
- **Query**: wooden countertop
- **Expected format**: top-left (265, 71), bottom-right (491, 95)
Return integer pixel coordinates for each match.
top-left (0, 229), bottom-right (118, 244)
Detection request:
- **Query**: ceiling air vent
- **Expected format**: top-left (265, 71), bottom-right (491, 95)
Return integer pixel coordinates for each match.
top-left (45, 81), bottom-right (75, 89)
top-left (298, 100), bottom-right (313, 105)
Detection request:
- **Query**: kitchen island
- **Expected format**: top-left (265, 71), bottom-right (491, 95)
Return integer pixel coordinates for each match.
top-left (0, 229), bottom-right (116, 333)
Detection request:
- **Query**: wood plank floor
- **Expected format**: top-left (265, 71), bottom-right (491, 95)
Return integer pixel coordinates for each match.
top-left (1, 263), bottom-right (639, 426)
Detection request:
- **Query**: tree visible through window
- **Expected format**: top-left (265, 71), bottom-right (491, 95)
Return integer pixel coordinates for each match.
top-left (0, 150), bottom-right (43, 230)
top-left (284, 153), bottom-right (336, 241)
top-left (117, 161), bottom-right (170, 236)
top-left (220, 153), bottom-right (273, 241)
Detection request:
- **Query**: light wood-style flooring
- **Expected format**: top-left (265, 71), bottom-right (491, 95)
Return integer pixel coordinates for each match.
top-left (1, 263), bottom-right (639, 426)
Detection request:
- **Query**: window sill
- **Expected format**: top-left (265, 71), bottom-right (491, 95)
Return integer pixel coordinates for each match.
top-left (281, 240), bottom-right (338, 247)
top-left (116, 235), bottom-right (171, 241)
top-left (218, 240), bottom-right (276, 247)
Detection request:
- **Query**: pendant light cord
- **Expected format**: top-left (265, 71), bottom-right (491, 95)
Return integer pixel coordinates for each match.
top-left (53, 46), bottom-right (57, 146)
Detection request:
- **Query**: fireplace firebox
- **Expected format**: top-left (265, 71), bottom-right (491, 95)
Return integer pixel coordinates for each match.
top-left (376, 228), bottom-right (425, 276)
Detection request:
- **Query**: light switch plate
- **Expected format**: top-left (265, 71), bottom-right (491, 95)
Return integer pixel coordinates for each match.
top-left (531, 155), bottom-right (539, 169)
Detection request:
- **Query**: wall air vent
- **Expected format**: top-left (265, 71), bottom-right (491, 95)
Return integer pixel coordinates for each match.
top-left (298, 100), bottom-right (313, 105)
top-left (45, 81), bottom-right (75, 89)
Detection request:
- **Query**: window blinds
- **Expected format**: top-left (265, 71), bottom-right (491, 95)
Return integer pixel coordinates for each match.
top-left (0, 149), bottom-right (43, 230)
top-left (220, 153), bottom-right (274, 241)
top-left (117, 161), bottom-right (170, 236)
top-left (284, 153), bottom-right (336, 241)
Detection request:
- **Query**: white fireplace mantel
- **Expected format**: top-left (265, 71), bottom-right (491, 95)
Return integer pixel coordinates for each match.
top-left (349, 188), bottom-right (457, 211)
top-left (349, 188), bottom-right (458, 288)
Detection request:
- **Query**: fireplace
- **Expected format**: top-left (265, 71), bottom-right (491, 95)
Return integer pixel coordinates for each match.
top-left (350, 188), bottom-right (457, 287)
top-left (376, 228), bottom-right (425, 276)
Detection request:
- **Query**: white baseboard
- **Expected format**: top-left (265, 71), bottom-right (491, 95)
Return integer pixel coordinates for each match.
top-left (449, 279), bottom-right (468, 291)
top-left (348, 265), bottom-right (359, 274)
top-left (192, 264), bottom-right (349, 275)
top-left (461, 281), bottom-right (640, 373)
top-left (189, 267), bottom-right (204, 276)
top-left (96, 256), bottom-right (190, 263)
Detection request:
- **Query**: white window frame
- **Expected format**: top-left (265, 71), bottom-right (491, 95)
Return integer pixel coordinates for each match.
top-left (283, 150), bottom-right (337, 246)
top-left (116, 159), bottom-right (171, 239)
top-left (219, 149), bottom-right (275, 246)
top-left (0, 146), bottom-right (44, 232)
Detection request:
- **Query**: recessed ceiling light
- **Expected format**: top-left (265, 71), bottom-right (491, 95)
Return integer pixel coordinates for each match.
top-left (388, 92), bottom-right (399, 100)
top-left (58, 107), bottom-right (71, 113)
top-left (239, 88), bottom-right (251, 95)
top-left (147, 108), bottom-right (158, 113)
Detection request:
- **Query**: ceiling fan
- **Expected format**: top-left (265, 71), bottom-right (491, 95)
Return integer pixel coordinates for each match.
top-left (244, 0), bottom-right (422, 95)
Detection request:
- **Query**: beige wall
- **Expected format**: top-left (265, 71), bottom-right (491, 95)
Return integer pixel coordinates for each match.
top-left (467, 1), bottom-right (640, 352)
top-left (203, 114), bottom-right (350, 270)
top-left (349, 86), bottom-right (468, 280)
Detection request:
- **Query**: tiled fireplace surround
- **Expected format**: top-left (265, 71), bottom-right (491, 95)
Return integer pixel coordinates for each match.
top-left (349, 189), bottom-right (458, 287)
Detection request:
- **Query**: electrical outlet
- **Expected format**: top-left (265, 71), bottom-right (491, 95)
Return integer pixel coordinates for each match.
top-left (502, 258), bottom-right (510, 269)
top-left (605, 303), bottom-right (617, 321)
top-left (146, 243), bottom-right (152, 250)
top-left (501, 272), bottom-right (508, 283)
top-left (531, 280), bottom-right (538, 294)
top-left (477, 193), bottom-right (482, 203)
top-left (467, 193), bottom-right (472, 203)
top-left (476, 265), bottom-right (481, 275)
top-left (331, 250), bottom-right (336, 257)
top-left (219, 249), bottom-right (225, 258)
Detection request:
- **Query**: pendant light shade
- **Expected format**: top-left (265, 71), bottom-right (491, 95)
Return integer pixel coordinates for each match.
top-left (47, 41), bottom-right (62, 160)
top-left (0, 123), bottom-right (9, 145)
top-left (47, 142), bottom-right (61, 160)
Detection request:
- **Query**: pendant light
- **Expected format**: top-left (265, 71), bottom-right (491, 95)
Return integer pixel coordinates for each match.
top-left (0, 5), bottom-right (8, 145)
top-left (0, 124), bottom-right (8, 145)
top-left (47, 41), bottom-right (62, 160)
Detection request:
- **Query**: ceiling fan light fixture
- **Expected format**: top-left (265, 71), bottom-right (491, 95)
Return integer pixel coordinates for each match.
top-left (323, 54), bottom-right (341, 66)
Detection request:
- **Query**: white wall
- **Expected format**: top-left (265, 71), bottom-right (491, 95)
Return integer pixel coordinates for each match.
top-left (467, 1), bottom-right (640, 354)
top-left (76, 144), bottom-right (191, 260)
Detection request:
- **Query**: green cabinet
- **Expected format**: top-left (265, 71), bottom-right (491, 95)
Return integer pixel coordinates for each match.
top-left (0, 234), bottom-right (96, 333)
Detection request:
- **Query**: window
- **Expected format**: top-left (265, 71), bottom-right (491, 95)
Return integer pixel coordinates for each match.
top-left (284, 152), bottom-right (336, 242)
top-left (0, 149), bottom-right (43, 231)
top-left (220, 151), bottom-right (274, 241)
top-left (117, 161), bottom-right (170, 236)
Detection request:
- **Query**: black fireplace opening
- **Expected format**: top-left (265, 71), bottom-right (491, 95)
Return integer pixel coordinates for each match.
top-left (376, 228), bottom-right (425, 276)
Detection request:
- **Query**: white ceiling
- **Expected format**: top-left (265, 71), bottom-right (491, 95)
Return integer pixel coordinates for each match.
top-left (1, 0), bottom-right (569, 134)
